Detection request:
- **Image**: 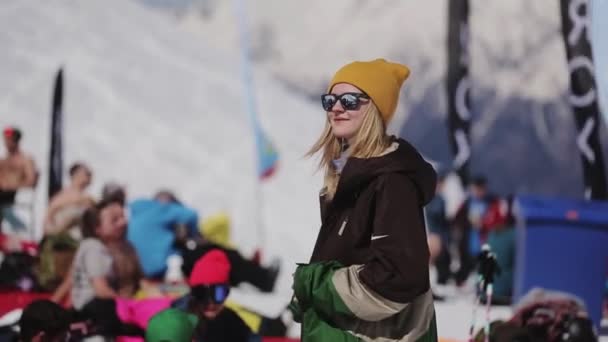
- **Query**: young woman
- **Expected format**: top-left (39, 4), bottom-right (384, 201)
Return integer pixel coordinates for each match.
top-left (51, 199), bottom-right (145, 337)
top-left (291, 59), bottom-right (438, 341)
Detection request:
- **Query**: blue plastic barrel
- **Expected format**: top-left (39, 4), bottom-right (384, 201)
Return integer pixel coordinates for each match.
top-left (514, 195), bottom-right (608, 328)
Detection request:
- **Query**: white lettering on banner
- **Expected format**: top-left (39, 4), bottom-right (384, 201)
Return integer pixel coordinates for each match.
top-left (453, 129), bottom-right (471, 169)
top-left (568, 56), bottom-right (597, 107)
top-left (576, 117), bottom-right (596, 163)
top-left (456, 76), bottom-right (471, 121)
top-left (568, 0), bottom-right (591, 46)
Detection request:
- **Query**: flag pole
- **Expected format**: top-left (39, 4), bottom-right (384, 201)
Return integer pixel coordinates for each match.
top-left (234, 0), bottom-right (266, 256)
top-left (49, 67), bottom-right (64, 203)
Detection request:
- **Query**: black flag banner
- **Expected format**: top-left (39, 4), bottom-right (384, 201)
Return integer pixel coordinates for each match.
top-left (560, 0), bottom-right (607, 199)
top-left (48, 68), bottom-right (64, 201)
top-left (446, 0), bottom-right (471, 185)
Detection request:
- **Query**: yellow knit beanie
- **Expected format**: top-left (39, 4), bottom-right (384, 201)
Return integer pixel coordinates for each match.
top-left (327, 58), bottom-right (410, 124)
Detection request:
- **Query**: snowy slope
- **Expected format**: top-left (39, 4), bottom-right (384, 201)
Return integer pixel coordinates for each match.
top-left (0, 0), bottom-right (324, 316)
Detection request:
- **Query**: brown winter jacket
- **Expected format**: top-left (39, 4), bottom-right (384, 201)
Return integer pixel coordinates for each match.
top-left (310, 137), bottom-right (437, 302)
top-left (292, 137), bottom-right (438, 341)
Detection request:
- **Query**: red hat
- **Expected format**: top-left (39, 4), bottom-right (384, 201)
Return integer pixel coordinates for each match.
top-left (188, 249), bottom-right (231, 286)
top-left (3, 126), bottom-right (22, 141)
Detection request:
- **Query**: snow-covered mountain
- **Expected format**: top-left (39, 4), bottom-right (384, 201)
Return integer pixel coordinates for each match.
top-left (173, 0), bottom-right (608, 197)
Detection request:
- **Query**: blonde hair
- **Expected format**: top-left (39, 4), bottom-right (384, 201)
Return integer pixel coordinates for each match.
top-left (307, 103), bottom-right (390, 200)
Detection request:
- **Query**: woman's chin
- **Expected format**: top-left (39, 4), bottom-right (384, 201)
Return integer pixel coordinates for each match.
top-left (331, 129), bottom-right (355, 141)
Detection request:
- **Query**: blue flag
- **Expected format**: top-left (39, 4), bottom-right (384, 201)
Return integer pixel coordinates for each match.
top-left (254, 123), bottom-right (278, 180)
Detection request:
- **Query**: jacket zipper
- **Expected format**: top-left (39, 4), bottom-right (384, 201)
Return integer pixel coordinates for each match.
top-left (338, 218), bottom-right (348, 236)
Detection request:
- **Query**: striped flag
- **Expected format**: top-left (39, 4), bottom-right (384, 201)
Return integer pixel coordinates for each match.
top-left (446, 0), bottom-right (471, 186)
top-left (560, 0), bottom-right (607, 199)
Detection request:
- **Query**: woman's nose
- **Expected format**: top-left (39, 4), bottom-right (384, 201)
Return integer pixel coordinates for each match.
top-left (331, 100), bottom-right (345, 113)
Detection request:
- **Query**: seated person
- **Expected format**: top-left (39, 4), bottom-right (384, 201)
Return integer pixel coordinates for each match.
top-left (146, 308), bottom-right (199, 342)
top-left (181, 239), bottom-right (280, 293)
top-left (172, 249), bottom-right (253, 342)
top-left (37, 163), bottom-right (95, 290)
top-left (127, 190), bottom-right (200, 278)
top-left (51, 199), bottom-right (145, 305)
top-left (0, 126), bottom-right (37, 231)
top-left (19, 299), bottom-right (71, 342)
top-left (51, 199), bottom-right (146, 337)
top-left (184, 208), bottom-right (280, 293)
top-left (43, 162), bottom-right (95, 237)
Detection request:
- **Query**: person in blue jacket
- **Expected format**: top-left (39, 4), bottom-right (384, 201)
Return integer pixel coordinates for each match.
top-left (127, 190), bottom-right (201, 278)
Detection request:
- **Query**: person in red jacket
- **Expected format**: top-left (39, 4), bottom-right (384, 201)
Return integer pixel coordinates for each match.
top-left (291, 59), bottom-right (438, 341)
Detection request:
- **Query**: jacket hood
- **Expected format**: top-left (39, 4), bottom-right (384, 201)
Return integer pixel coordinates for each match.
top-left (335, 137), bottom-right (437, 205)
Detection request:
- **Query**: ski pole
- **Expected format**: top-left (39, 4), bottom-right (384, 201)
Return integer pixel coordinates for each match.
top-left (484, 282), bottom-right (493, 342)
top-left (468, 275), bottom-right (483, 342)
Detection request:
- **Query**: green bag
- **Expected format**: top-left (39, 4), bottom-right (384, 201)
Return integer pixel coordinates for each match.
top-left (36, 233), bottom-right (79, 291)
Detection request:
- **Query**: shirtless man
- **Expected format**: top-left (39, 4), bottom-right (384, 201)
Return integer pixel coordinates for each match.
top-left (38, 163), bottom-right (94, 291)
top-left (0, 127), bottom-right (37, 230)
top-left (43, 162), bottom-right (95, 236)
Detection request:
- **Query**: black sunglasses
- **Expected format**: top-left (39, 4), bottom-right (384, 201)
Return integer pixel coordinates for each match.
top-left (191, 284), bottom-right (230, 305)
top-left (321, 93), bottom-right (369, 111)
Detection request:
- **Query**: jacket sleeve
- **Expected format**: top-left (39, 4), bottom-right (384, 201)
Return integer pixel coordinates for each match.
top-left (287, 295), bottom-right (303, 323)
top-left (171, 204), bottom-right (200, 238)
top-left (293, 260), bottom-right (426, 324)
top-left (358, 173), bottom-right (431, 303)
top-left (293, 261), bottom-right (355, 321)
